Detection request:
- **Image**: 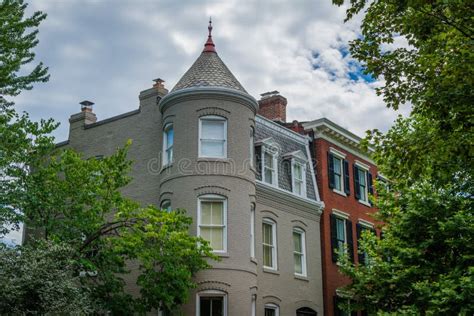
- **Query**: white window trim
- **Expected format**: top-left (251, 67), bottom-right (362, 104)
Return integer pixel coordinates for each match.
top-left (358, 219), bottom-right (374, 229)
top-left (264, 303), bottom-right (280, 316)
top-left (262, 218), bottom-right (278, 270)
top-left (331, 154), bottom-right (345, 196)
top-left (262, 147), bottom-right (278, 187)
top-left (162, 123), bottom-right (173, 166)
top-left (332, 209), bottom-right (350, 219)
top-left (355, 160), bottom-right (370, 171)
top-left (291, 159), bottom-right (307, 197)
top-left (329, 147), bottom-right (347, 159)
top-left (250, 204), bottom-right (255, 259)
top-left (198, 115), bottom-right (228, 159)
top-left (197, 195), bottom-right (227, 253)
top-left (196, 290), bottom-right (227, 316)
top-left (356, 167), bottom-right (369, 204)
top-left (251, 294), bottom-right (256, 316)
top-left (293, 227), bottom-right (307, 277)
top-left (250, 127), bottom-right (255, 167)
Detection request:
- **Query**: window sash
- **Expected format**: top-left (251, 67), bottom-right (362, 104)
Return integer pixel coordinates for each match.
top-left (199, 199), bottom-right (226, 252)
top-left (263, 152), bottom-right (276, 185)
top-left (293, 230), bottom-right (306, 275)
top-left (199, 117), bottom-right (227, 158)
top-left (333, 156), bottom-right (342, 191)
top-left (163, 125), bottom-right (174, 165)
top-left (358, 169), bottom-right (367, 201)
top-left (262, 221), bottom-right (276, 269)
top-left (336, 217), bottom-right (347, 256)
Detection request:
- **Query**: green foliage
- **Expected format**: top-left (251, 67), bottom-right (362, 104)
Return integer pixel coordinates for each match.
top-left (0, 0), bottom-right (49, 99)
top-left (7, 141), bottom-right (217, 314)
top-left (0, 241), bottom-right (95, 315)
top-left (333, 0), bottom-right (474, 314)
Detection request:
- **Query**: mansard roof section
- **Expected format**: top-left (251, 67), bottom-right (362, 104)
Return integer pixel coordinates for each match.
top-left (171, 51), bottom-right (247, 93)
top-left (255, 116), bottom-right (321, 203)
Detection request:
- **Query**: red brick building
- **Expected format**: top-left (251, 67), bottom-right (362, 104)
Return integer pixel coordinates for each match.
top-left (258, 92), bottom-right (382, 316)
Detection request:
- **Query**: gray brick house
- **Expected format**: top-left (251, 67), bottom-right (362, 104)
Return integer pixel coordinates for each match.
top-left (62, 22), bottom-right (324, 316)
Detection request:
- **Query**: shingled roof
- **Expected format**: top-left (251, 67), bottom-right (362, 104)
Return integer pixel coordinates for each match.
top-left (171, 20), bottom-right (247, 93)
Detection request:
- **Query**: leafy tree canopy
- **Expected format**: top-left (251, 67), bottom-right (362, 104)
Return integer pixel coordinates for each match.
top-left (0, 0), bottom-right (49, 100)
top-left (333, 0), bottom-right (474, 315)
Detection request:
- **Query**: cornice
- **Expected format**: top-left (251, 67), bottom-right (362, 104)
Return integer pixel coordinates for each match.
top-left (159, 86), bottom-right (258, 114)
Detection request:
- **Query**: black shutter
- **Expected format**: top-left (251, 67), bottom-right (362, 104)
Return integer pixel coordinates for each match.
top-left (333, 296), bottom-right (340, 316)
top-left (353, 165), bottom-right (360, 200)
top-left (328, 152), bottom-right (335, 189)
top-left (330, 214), bottom-right (337, 262)
top-left (368, 172), bottom-right (374, 205)
top-left (356, 223), bottom-right (365, 265)
top-left (346, 219), bottom-right (354, 262)
top-left (343, 159), bottom-right (350, 195)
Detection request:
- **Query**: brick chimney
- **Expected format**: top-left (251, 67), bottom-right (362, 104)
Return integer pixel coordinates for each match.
top-left (139, 78), bottom-right (169, 109)
top-left (68, 100), bottom-right (97, 138)
top-left (258, 91), bottom-right (287, 122)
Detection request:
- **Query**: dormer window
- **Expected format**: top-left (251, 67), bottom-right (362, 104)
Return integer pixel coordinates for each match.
top-left (199, 116), bottom-right (227, 158)
top-left (285, 150), bottom-right (308, 197)
top-left (257, 137), bottom-right (279, 187)
top-left (163, 123), bottom-right (174, 166)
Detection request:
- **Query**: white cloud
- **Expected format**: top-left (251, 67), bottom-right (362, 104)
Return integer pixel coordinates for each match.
top-left (14, 0), bottom-right (408, 140)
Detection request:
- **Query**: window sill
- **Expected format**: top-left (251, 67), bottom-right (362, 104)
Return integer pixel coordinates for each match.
top-left (333, 189), bottom-right (347, 197)
top-left (358, 199), bottom-right (371, 207)
top-left (213, 252), bottom-right (229, 258)
top-left (197, 157), bottom-right (230, 163)
top-left (160, 163), bottom-right (173, 173)
top-left (263, 267), bottom-right (279, 275)
top-left (294, 274), bottom-right (309, 282)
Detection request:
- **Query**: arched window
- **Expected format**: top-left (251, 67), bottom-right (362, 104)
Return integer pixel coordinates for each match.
top-left (160, 200), bottom-right (171, 212)
top-left (199, 116), bottom-right (227, 158)
top-left (296, 307), bottom-right (317, 316)
top-left (264, 303), bottom-right (279, 316)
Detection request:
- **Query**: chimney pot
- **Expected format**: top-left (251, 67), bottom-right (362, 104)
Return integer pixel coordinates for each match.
top-left (80, 100), bottom-right (94, 112)
top-left (153, 78), bottom-right (165, 89)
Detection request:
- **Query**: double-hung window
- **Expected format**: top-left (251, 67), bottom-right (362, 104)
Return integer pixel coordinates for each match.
top-left (250, 127), bottom-right (255, 167)
top-left (356, 221), bottom-right (376, 266)
top-left (354, 161), bottom-right (373, 206)
top-left (163, 123), bottom-right (174, 166)
top-left (199, 116), bottom-right (227, 158)
top-left (264, 304), bottom-right (279, 316)
top-left (292, 161), bottom-right (306, 197)
top-left (197, 290), bottom-right (227, 316)
top-left (263, 151), bottom-right (277, 185)
top-left (198, 195), bottom-right (227, 252)
top-left (328, 148), bottom-right (350, 195)
top-left (330, 212), bottom-right (353, 262)
top-left (293, 228), bottom-right (307, 276)
top-left (262, 219), bottom-right (277, 270)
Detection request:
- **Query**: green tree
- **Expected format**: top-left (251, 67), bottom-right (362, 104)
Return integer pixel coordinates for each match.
top-left (0, 241), bottom-right (96, 315)
top-left (0, 1), bottom-right (216, 313)
top-left (333, 0), bottom-right (474, 315)
top-left (0, 0), bottom-right (49, 101)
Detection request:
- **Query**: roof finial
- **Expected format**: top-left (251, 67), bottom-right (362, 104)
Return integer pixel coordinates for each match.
top-left (203, 17), bottom-right (216, 53)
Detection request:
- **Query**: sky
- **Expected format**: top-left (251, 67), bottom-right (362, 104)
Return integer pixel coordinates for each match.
top-left (6, 0), bottom-right (410, 244)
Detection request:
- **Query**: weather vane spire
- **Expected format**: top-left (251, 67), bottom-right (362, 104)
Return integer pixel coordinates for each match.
top-left (203, 17), bottom-right (216, 53)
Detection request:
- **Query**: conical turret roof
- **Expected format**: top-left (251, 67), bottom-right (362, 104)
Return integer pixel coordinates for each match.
top-left (171, 20), bottom-right (247, 93)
